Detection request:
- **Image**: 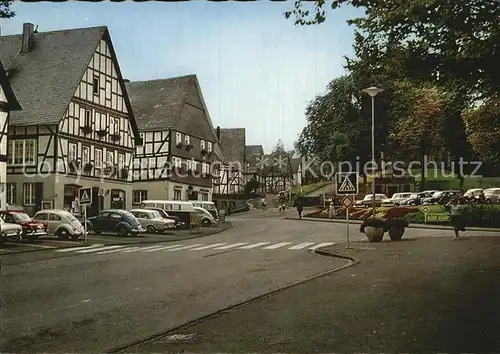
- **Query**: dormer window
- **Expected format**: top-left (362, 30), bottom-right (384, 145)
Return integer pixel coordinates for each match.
top-left (200, 140), bottom-right (205, 150)
top-left (208, 142), bottom-right (212, 152)
top-left (93, 76), bottom-right (99, 96)
top-left (185, 135), bottom-right (190, 145)
top-left (176, 132), bottom-right (182, 144)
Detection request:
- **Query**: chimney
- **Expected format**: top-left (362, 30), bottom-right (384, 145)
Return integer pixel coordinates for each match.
top-left (216, 126), bottom-right (220, 141)
top-left (21, 23), bottom-right (35, 53)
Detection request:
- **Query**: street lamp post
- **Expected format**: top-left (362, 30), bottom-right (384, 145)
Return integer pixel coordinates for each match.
top-left (362, 86), bottom-right (385, 216)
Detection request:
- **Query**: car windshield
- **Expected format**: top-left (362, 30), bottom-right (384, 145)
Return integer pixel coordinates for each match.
top-left (12, 213), bottom-right (31, 222)
top-left (149, 211), bottom-right (161, 218)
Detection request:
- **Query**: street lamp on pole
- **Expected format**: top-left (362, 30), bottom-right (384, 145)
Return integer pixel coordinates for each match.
top-left (362, 86), bottom-right (385, 216)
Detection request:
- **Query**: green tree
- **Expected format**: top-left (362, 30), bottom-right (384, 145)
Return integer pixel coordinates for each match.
top-left (462, 97), bottom-right (500, 167)
top-left (285, 0), bottom-right (500, 97)
top-left (0, 1), bottom-right (15, 18)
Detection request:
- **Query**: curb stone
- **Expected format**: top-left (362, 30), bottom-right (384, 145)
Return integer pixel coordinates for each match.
top-left (285, 217), bottom-right (500, 233)
top-left (0, 222), bottom-right (233, 255)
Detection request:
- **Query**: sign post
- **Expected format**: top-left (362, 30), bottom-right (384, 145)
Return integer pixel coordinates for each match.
top-left (78, 187), bottom-right (92, 245)
top-left (422, 206), bottom-right (430, 224)
top-left (335, 172), bottom-right (359, 249)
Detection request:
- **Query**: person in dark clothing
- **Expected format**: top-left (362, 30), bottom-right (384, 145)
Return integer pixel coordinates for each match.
top-left (296, 200), bottom-right (303, 219)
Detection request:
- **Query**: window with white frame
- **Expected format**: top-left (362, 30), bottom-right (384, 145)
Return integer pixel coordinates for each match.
top-left (82, 146), bottom-right (90, 165)
top-left (200, 140), bottom-right (205, 150)
top-left (107, 150), bottom-right (114, 166)
top-left (6, 183), bottom-right (16, 205)
top-left (186, 160), bottom-right (192, 171)
top-left (207, 142), bottom-right (212, 152)
top-left (110, 117), bottom-right (119, 135)
top-left (202, 162), bottom-right (209, 175)
top-left (95, 148), bottom-right (103, 168)
top-left (118, 153), bottom-right (125, 168)
top-left (184, 135), bottom-right (190, 145)
top-left (68, 143), bottom-right (77, 162)
top-left (192, 160), bottom-right (198, 172)
top-left (133, 190), bottom-right (148, 204)
top-left (173, 189), bottom-right (182, 201)
top-left (85, 110), bottom-right (92, 127)
top-left (173, 157), bottom-right (182, 168)
top-left (23, 183), bottom-right (35, 206)
top-left (10, 140), bottom-right (36, 165)
top-left (176, 132), bottom-right (182, 144)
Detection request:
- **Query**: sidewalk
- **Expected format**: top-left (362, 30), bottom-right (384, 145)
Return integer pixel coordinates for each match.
top-left (128, 235), bottom-right (500, 353)
top-left (286, 216), bottom-right (500, 232)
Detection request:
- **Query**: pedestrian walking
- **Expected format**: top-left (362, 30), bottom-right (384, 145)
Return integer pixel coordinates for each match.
top-left (296, 200), bottom-right (303, 219)
top-left (446, 198), bottom-right (465, 239)
top-left (328, 202), bottom-right (335, 220)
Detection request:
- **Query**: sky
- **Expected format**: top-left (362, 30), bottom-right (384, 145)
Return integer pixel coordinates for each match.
top-left (1, 1), bottom-right (363, 153)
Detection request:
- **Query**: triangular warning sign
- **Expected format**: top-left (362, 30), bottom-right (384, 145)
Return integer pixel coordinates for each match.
top-left (338, 176), bottom-right (356, 192)
top-left (81, 191), bottom-right (90, 202)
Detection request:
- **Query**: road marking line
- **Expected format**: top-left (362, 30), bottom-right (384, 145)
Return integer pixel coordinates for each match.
top-left (309, 242), bottom-right (335, 250)
top-left (190, 243), bottom-right (227, 250)
top-left (238, 242), bottom-right (271, 249)
top-left (120, 247), bottom-right (143, 253)
top-left (76, 245), bottom-right (125, 253)
top-left (142, 244), bottom-right (186, 252)
top-left (22, 243), bottom-right (57, 249)
top-left (55, 244), bottom-right (104, 252)
top-left (97, 246), bottom-right (139, 254)
top-left (288, 242), bottom-right (316, 250)
top-left (213, 243), bottom-right (247, 250)
top-left (263, 242), bottom-right (293, 249)
top-left (165, 244), bottom-right (204, 251)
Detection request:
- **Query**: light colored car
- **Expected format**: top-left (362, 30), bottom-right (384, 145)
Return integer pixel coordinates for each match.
top-left (32, 209), bottom-right (86, 240)
top-left (464, 188), bottom-right (484, 198)
top-left (0, 217), bottom-right (23, 246)
top-left (382, 192), bottom-right (414, 206)
top-left (130, 209), bottom-right (176, 233)
top-left (483, 188), bottom-right (500, 203)
top-left (193, 207), bottom-right (217, 226)
top-left (354, 194), bottom-right (389, 207)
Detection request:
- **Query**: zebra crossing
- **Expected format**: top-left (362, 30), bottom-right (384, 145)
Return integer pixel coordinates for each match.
top-left (54, 241), bottom-right (335, 256)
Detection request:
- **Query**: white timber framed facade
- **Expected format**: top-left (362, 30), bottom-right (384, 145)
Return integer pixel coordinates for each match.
top-left (126, 75), bottom-right (218, 204)
top-left (1, 24), bottom-right (141, 215)
top-left (0, 60), bottom-right (22, 209)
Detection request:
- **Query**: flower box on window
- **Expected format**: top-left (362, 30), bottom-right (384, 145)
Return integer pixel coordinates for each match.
top-left (110, 133), bottom-right (120, 142)
top-left (69, 159), bottom-right (80, 172)
top-left (185, 143), bottom-right (193, 151)
top-left (176, 141), bottom-right (185, 148)
top-left (83, 162), bottom-right (93, 172)
top-left (97, 129), bottom-right (108, 138)
top-left (80, 126), bottom-right (93, 135)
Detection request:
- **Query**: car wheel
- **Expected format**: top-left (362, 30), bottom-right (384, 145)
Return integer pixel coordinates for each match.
top-left (146, 225), bottom-right (156, 233)
top-left (57, 228), bottom-right (70, 240)
top-left (202, 219), bottom-right (211, 226)
top-left (409, 202), bottom-right (416, 206)
top-left (117, 226), bottom-right (128, 237)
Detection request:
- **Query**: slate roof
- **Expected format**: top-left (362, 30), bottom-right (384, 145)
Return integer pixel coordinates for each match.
top-left (0, 26), bottom-right (106, 126)
top-left (125, 75), bottom-right (219, 142)
top-left (218, 128), bottom-right (246, 164)
top-left (0, 60), bottom-right (21, 111)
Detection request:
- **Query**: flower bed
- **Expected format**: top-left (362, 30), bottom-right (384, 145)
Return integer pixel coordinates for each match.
top-left (304, 206), bottom-right (416, 220)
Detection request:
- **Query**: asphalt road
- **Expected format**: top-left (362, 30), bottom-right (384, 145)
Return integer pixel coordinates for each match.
top-left (1, 208), bottom-right (494, 353)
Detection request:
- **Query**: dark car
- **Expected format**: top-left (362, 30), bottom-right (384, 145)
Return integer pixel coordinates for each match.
top-left (144, 207), bottom-right (184, 228)
top-left (400, 192), bottom-right (434, 206)
top-left (421, 190), bottom-right (462, 205)
top-left (0, 210), bottom-right (48, 241)
top-left (87, 209), bottom-right (144, 237)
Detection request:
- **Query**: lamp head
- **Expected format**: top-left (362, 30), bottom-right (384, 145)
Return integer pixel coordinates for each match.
top-left (362, 87), bottom-right (385, 97)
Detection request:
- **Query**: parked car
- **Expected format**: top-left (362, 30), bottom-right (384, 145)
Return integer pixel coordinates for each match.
top-left (421, 190), bottom-right (462, 205)
top-left (354, 194), bottom-right (389, 207)
top-left (0, 210), bottom-right (48, 241)
top-left (32, 209), bottom-right (86, 240)
top-left (193, 207), bottom-right (217, 226)
top-left (0, 217), bottom-right (23, 246)
top-left (87, 209), bottom-right (144, 237)
top-left (483, 188), bottom-right (500, 203)
top-left (190, 201), bottom-right (219, 219)
top-left (382, 193), bottom-right (414, 206)
top-left (463, 188), bottom-right (484, 203)
top-left (400, 191), bottom-right (434, 206)
top-left (144, 207), bottom-right (184, 228)
top-left (130, 209), bottom-right (176, 233)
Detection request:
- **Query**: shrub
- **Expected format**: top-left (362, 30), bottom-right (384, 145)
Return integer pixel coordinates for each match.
top-left (404, 211), bottom-right (426, 224)
top-left (460, 204), bottom-right (500, 227)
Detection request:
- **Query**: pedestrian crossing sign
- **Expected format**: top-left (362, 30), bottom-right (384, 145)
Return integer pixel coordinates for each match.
top-left (79, 187), bottom-right (92, 205)
top-left (335, 172), bottom-right (359, 195)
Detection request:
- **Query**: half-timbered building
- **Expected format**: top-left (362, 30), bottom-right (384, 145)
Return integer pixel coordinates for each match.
top-left (214, 128), bottom-right (245, 195)
top-left (0, 60), bottom-right (22, 209)
top-left (244, 145), bottom-right (266, 191)
top-left (126, 75), bottom-right (218, 204)
top-left (0, 23), bottom-right (141, 215)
